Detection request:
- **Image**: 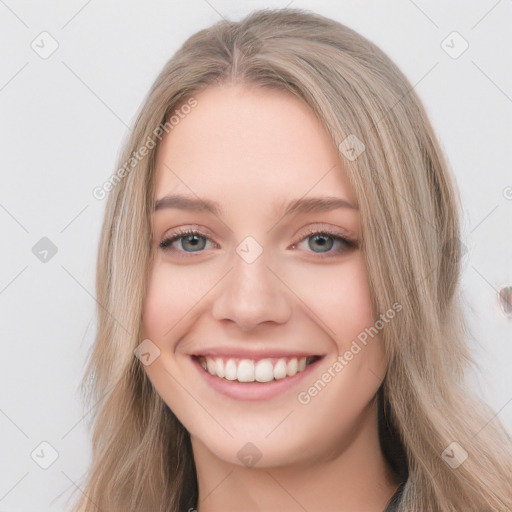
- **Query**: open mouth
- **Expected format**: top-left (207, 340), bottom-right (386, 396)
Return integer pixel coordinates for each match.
top-left (193, 355), bottom-right (323, 383)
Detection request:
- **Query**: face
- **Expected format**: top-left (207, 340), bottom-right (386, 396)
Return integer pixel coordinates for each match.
top-left (141, 83), bottom-right (388, 469)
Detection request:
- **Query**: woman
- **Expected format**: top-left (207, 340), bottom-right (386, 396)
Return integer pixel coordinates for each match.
top-left (71, 8), bottom-right (512, 512)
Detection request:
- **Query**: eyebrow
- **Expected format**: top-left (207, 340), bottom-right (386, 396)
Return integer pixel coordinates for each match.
top-left (154, 194), bottom-right (223, 215)
top-left (153, 194), bottom-right (358, 216)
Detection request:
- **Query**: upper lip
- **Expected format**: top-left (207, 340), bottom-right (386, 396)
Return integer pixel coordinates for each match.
top-left (190, 348), bottom-right (324, 360)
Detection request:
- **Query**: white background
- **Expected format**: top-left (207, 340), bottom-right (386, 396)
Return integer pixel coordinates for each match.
top-left (0, 1), bottom-right (511, 510)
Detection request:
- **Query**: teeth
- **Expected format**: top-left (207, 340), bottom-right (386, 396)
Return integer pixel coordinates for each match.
top-left (286, 358), bottom-right (298, 377)
top-left (225, 359), bottom-right (237, 380)
top-left (255, 359), bottom-right (274, 382)
top-left (215, 357), bottom-right (225, 378)
top-left (237, 359), bottom-right (255, 382)
top-left (273, 358), bottom-right (287, 380)
top-left (198, 355), bottom-right (313, 382)
top-left (206, 358), bottom-right (216, 375)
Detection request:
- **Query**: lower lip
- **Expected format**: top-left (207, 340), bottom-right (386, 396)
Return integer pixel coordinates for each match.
top-left (191, 356), bottom-right (323, 401)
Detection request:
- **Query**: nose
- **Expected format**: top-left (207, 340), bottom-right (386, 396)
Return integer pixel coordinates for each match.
top-left (211, 248), bottom-right (292, 332)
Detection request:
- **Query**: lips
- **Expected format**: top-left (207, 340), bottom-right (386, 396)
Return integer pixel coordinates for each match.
top-left (190, 351), bottom-right (324, 401)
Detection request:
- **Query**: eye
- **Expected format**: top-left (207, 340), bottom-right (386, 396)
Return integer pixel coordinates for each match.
top-left (158, 225), bottom-right (357, 259)
top-left (291, 228), bottom-right (357, 258)
top-left (159, 228), bottom-right (216, 254)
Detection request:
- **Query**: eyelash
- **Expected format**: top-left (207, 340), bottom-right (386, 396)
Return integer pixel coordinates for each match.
top-left (158, 226), bottom-right (357, 260)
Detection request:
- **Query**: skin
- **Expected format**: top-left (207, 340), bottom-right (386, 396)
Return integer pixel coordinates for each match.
top-left (141, 82), bottom-right (399, 511)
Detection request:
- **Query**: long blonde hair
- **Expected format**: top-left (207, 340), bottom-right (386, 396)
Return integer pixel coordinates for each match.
top-left (70, 8), bottom-right (512, 511)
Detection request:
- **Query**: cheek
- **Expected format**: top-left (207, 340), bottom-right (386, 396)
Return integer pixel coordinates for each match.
top-left (142, 262), bottom-right (198, 340)
top-left (142, 267), bottom-right (170, 339)
top-left (290, 256), bottom-right (385, 376)
top-left (337, 258), bottom-right (376, 333)
top-left (289, 256), bottom-right (376, 342)
top-left (142, 256), bottom-right (222, 342)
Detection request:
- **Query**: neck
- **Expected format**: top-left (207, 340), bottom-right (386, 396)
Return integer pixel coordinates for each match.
top-left (192, 399), bottom-right (399, 512)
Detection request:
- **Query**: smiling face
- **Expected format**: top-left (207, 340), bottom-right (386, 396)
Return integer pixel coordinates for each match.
top-left (141, 82), bottom-right (388, 470)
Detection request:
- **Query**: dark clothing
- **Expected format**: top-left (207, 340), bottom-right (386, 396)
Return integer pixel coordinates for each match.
top-left (382, 481), bottom-right (406, 512)
top-left (377, 385), bottom-right (408, 512)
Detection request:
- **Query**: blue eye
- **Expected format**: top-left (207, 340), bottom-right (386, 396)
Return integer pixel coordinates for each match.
top-left (308, 233), bottom-right (334, 253)
top-left (293, 231), bottom-right (355, 257)
top-left (158, 228), bottom-right (356, 258)
top-left (159, 230), bottom-right (214, 253)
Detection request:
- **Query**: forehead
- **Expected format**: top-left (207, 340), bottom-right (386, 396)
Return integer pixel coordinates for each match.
top-left (153, 83), bottom-right (357, 209)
